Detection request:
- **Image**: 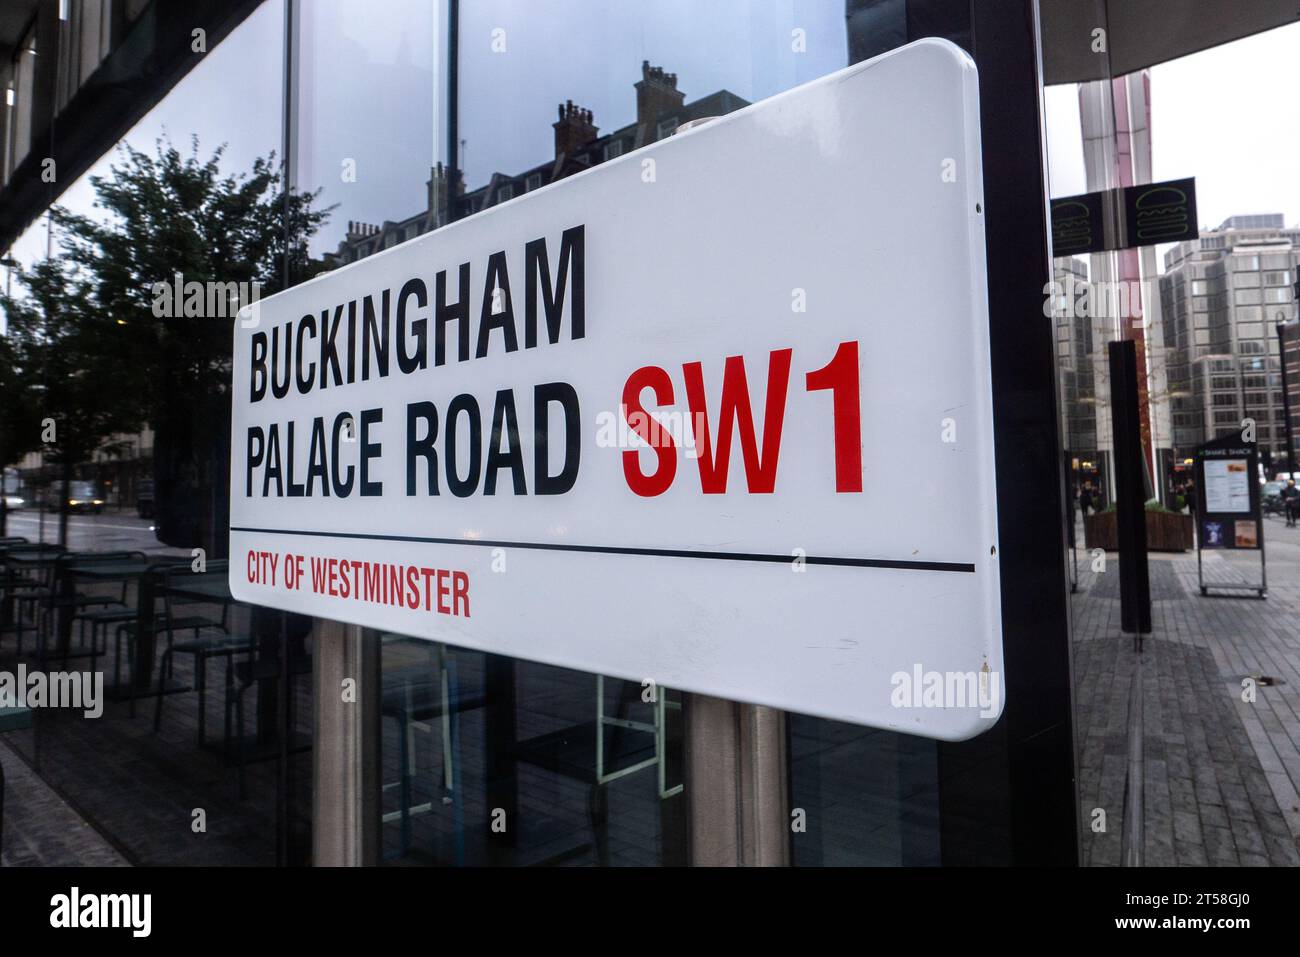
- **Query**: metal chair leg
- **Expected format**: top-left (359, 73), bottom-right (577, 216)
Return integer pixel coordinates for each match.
top-left (223, 659), bottom-right (235, 754)
top-left (126, 627), bottom-right (138, 720)
top-left (153, 648), bottom-right (173, 732)
top-left (112, 623), bottom-right (123, 690)
top-left (398, 709), bottom-right (412, 853)
top-left (196, 654), bottom-right (207, 746)
top-left (236, 686), bottom-right (248, 801)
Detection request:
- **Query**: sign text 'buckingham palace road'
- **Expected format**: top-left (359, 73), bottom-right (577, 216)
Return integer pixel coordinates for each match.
top-left (229, 39), bottom-right (1002, 739)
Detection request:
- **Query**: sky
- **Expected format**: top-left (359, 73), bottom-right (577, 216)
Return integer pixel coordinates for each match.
top-left (6, 3), bottom-right (1300, 275)
top-left (1044, 20), bottom-right (1300, 232)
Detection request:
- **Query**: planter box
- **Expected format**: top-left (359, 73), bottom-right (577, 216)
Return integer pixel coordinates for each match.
top-left (1084, 509), bottom-right (1193, 552)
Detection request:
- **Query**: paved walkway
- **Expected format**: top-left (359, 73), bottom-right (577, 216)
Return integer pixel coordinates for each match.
top-left (1074, 514), bottom-right (1300, 866)
top-left (0, 738), bottom-right (128, 866)
top-left (6, 510), bottom-right (1300, 867)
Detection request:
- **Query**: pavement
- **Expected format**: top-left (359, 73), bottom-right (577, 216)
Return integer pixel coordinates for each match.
top-left (4, 508), bottom-right (1300, 866)
top-left (1074, 512), bottom-right (1300, 866)
top-left (0, 738), bottom-right (129, 867)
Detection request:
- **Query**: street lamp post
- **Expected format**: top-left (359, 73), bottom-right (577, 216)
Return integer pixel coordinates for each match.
top-left (1277, 309), bottom-right (1297, 476)
top-left (1149, 386), bottom-right (1190, 503)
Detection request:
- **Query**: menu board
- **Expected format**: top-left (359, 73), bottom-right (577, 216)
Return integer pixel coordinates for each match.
top-left (1203, 458), bottom-right (1251, 514)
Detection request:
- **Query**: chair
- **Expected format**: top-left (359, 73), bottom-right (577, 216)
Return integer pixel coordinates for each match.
top-left (34, 551), bottom-right (136, 668)
top-left (152, 561), bottom-right (254, 744)
top-left (509, 674), bottom-right (680, 865)
top-left (68, 552), bottom-right (150, 674)
top-left (379, 640), bottom-right (467, 858)
top-left (224, 623), bottom-right (312, 800)
top-left (107, 560), bottom-right (198, 717)
top-left (1, 544), bottom-right (59, 635)
top-left (0, 541), bottom-right (49, 652)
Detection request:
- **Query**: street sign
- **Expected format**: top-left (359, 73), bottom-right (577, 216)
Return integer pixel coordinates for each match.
top-left (1124, 178), bottom-right (1198, 248)
top-left (1196, 439), bottom-right (1261, 550)
top-left (229, 39), bottom-right (1002, 738)
top-left (1049, 190), bottom-right (1105, 257)
top-left (1193, 434), bottom-right (1266, 596)
top-left (1051, 176), bottom-right (1198, 256)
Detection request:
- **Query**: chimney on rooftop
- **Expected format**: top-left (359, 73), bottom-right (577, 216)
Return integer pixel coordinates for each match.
top-left (554, 99), bottom-right (598, 160)
top-left (636, 61), bottom-right (685, 141)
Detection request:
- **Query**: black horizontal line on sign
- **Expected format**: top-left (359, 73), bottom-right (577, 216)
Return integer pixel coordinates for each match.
top-left (230, 526), bottom-right (977, 573)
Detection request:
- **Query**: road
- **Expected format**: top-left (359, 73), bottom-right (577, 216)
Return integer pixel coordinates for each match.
top-left (1, 508), bottom-right (179, 555)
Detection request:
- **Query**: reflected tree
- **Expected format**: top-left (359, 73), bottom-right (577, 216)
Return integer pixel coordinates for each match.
top-left (46, 137), bottom-right (331, 556)
top-left (0, 257), bottom-right (142, 544)
top-left (0, 313), bottom-right (43, 536)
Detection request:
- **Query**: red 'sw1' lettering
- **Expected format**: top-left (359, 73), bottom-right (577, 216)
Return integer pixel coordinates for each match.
top-left (805, 340), bottom-right (862, 493)
top-left (620, 342), bottom-right (862, 496)
top-left (683, 349), bottom-right (792, 494)
top-left (621, 365), bottom-right (677, 497)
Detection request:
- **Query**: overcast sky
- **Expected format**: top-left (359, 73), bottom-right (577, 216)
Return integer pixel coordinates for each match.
top-left (7, 3), bottom-right (1300, 273)
top-left (1044, 19), bottom-right (1300, 231)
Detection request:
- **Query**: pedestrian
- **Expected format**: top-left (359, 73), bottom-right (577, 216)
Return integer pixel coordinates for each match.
top-left (1284, 479), bottom-right (1300, 528)
top-left (1078, 482), bottom-right (1093, 516)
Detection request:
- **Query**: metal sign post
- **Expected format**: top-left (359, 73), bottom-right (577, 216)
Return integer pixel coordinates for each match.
top-left (1109, 340), bottom-right (1152, 647)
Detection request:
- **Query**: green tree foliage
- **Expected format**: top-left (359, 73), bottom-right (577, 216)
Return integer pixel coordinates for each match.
top-left (0, 310), bottom-right (44, 535)
top-left (1, 257), bottom-right (143, 542)
top-left (2, 137), bottom-right (330, 549)
top-left (54, 137), bottom-right (329, 424)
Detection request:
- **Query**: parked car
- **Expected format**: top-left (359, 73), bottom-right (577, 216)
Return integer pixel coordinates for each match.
top-left (1262, 481), bottom-right (1285, 515)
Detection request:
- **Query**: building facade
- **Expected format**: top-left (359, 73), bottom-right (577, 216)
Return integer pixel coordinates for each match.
top-left (1159, 214), bottom-right (1300, 469)
top-left (1054, 257), bottom-right (1097, 451)
top-left (2, 0), bottom-right (1297, 873)
top-left (326, 62), bottom-right (749, 269)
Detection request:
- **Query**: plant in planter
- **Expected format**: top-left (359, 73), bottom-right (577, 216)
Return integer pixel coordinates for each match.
top-left (1084, 498), bottom-right (1194, 552)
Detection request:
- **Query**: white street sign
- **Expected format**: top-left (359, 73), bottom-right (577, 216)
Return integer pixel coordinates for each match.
top-left (230, 39), bottom-right (1002, 739)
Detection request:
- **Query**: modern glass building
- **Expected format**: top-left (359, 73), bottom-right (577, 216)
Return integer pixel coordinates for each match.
top-left (2, 1), bottom-right (1300, 872)
top-left (1159, 217), bottom-right (1300, 466)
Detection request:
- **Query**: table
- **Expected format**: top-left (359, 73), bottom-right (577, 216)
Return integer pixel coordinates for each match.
top-left (66, 560), bottom-right (169, 699)
top-left (162, 576), bottom-right (234, 604)
top-left (0, 706), bottom-right (32, 733)
top-left (69, 560), bottom-right (150, 580)
top-left (2, 548), bottom-right (62, 568)
top-left (84, 558), bottom-right (222, 702)
top-left (19, 556), bottom-right (154, 670)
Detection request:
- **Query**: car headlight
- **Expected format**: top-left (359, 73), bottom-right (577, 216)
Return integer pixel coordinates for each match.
top-left (68, 500), bottom-right (81, 506)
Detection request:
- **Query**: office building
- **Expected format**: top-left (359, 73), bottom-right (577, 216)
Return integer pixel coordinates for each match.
top-left (1159, 214), bottom-right (1300, 467)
